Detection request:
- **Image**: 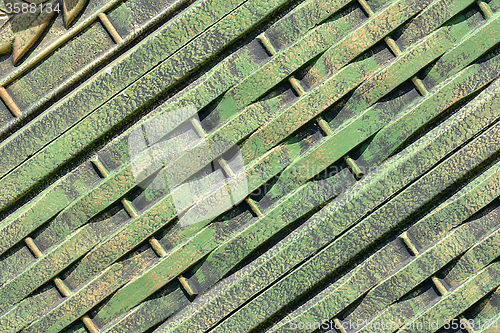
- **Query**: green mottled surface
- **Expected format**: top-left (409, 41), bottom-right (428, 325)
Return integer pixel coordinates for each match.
top-left (1, 0), bottom-right (500, 332)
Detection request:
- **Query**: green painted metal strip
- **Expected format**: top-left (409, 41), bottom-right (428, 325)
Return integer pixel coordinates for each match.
top-left (158, 77), bottom-right (500, 333)
top-left (424, 10), bottom-right (500, 87)
top-left (0, 287), bottom-right (61, 333)
top-left (0, 225), bottom-right (100, 313)
top-left (270, 162), bottom-right (500, 332)
top-left (206, 123), bottom-right (500, 333)
top-left (268, 240), bottom-right (413, 332)
top-left (361, 49), bottom-right (500, 167)
top-left (0, 0), bottom-right (250, 179)
top-left (399, 262), bottom-right (500, 332)
top-left (0, 162), bottom-right (100, 256)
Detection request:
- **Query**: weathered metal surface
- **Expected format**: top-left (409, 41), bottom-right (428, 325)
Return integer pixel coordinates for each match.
top-left (1, 0), bottom-right (500, 332)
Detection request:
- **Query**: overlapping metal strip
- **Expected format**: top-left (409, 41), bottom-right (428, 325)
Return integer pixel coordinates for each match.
top-left (1, 0), bottom-right (500, 332)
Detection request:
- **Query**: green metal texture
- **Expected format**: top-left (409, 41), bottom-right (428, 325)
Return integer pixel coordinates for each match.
top-left (1, 0), bottom-right (500, 332)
